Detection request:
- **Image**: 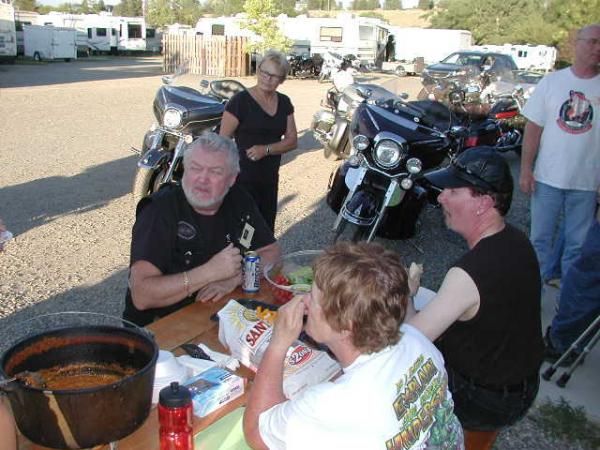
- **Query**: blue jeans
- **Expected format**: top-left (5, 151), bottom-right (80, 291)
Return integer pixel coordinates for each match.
top-left (550, 220), bottom-right (600, 352)
top-left (530, 182), bottom-right (596, 282)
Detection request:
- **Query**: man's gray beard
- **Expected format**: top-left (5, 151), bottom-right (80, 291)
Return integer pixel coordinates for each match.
top-left (182, 178), bottom-right (227, 211)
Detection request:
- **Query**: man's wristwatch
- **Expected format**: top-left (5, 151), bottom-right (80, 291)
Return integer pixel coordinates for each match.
top-left (266, 145), bottom-right (271, 156)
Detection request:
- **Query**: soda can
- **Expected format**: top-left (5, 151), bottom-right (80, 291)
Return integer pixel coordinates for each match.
top-left (242, 251), bottom-right (260, 293)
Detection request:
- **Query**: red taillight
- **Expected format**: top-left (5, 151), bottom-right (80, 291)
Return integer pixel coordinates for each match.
top-left (495, 110), bottom-right (518, 120)
top-left (465, 136), bottom-right (479, 147)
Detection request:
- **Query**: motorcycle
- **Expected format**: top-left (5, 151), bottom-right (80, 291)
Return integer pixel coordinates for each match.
top-left (326, 93), bottom-right (475, 242)
top-left (311, 75), bottom-right (399, 160)
top-left (318, 50), bottom-right (354, 83)
top-left (287, 53), bottom-right (323, 79)
top-left (445, 81), bottom-right (526, 153)
top-left (131, 67), bottom-right (245, 203)
top-left (419, 70), bottom-right (529, 154)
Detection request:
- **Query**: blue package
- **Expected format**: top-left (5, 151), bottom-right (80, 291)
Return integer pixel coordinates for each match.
top-left (184, 367), bottom-right (245, 418)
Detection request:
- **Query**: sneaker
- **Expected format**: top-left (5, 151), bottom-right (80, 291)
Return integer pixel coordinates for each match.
top-left (543, 326), bottom-right (579, 367)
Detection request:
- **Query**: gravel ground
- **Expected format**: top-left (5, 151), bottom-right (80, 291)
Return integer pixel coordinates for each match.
top-left (0, 56), bottom-right (592, 449)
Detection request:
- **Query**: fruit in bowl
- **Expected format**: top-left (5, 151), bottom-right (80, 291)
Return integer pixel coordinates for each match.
top-left (264, 250), bottom-right (322, 304)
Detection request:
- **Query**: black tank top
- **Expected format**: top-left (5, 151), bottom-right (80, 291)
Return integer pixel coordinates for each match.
top-left (436, 224), bottom-right (544, 385)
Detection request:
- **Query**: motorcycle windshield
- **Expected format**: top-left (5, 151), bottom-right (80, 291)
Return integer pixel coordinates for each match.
top-left (154, 85), bottom-right (225, 126)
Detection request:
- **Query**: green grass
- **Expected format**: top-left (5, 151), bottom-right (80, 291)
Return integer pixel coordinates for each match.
top-left (532, 398), bottom-right (600, 449)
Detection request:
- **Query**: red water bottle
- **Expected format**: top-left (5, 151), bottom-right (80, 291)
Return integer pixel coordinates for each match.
top-left (158, 381), bottom-right (194, 450)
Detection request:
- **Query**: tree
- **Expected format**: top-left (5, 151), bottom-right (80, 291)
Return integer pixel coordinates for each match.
top-left (113, 0), bottom-right (142, 16)
top-left (203, 0), bottom-right (244, 16)
top-left (146, 0), bottom-right (177, 27)
top-left (78, 0), bottom-right (91, 13)
top-left (417, 0), bottom-right (433, 9)
top-left (13, 0), bottom-right (37, 11)
top-left (94, 0), bottom-right (106, 12)
top-left (242, 0), bottom-right (292, 54)
top-left (430, 0), bottom-right (549, 45)
top-left (177, 0), bottom-right (202, 26)
top-left (383, 0), bottom-right (400, 10)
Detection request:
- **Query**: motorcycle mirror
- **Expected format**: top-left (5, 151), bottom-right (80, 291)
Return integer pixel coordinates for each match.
top-left (398, 92), bottom-right (409, 100)
top-left (200, 80), bottom-right (209, 88)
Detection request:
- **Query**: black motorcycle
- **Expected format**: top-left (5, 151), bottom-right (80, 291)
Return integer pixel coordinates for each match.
top-left (312, 82), bottom-right (397, 160)
top-left (326, 93), bottom-right (474, 242)
top-left (287, 53), bottom-right (323, 79)
top-left (132, 70), bottom-right (245, 203)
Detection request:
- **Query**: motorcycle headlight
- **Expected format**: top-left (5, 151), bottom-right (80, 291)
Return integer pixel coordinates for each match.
top-left (406, 158), bottom-right (422, 174)
top-left (163, 108), bottom-right (183, 128)
top-left (353, 135), bottom-right (369, 152)
top-left (374, 139), bottom-right (402, 168)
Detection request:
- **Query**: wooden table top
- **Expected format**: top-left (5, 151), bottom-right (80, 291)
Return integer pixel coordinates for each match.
top-left (18, 287), bottom-right (275, 450)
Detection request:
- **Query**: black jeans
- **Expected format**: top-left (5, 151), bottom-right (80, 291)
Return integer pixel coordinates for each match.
top-left (447, 366), bottom-right (540, 432)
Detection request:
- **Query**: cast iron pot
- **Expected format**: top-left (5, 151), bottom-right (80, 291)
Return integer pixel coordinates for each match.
top-left (0, 325), bottom-right (158, 449)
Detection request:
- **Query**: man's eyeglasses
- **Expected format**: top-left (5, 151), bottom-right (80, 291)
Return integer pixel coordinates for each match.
top-left (258, 67), bottom-right (284, 82)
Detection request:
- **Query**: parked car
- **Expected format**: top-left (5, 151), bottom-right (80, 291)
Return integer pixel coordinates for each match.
top-left (421, 51), bottom-right (519, 86)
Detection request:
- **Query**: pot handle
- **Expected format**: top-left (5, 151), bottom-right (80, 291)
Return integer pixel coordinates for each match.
top-left (0, 376), bottom-right (17, 393)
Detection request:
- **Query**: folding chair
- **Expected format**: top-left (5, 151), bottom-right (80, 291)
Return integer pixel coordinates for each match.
top-left (542, 314), bottom-right (600, 387)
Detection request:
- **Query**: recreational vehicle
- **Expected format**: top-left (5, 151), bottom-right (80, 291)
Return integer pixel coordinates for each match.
top-left (471, 43), bottom-right (557, 72)
top-left (0, 1), bottom-right (17, 62)
top-left (36, 12), bottom-right (147, 54)
top-left (23, 24), bottom-right (76, 61)
top-left (387, 27), bottom-right (472, 65)
top-left (195, 13), bottom-right (388, 65)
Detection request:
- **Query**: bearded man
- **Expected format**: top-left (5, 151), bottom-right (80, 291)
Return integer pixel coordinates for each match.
top-left (124, 132), bottom-right (280, 326)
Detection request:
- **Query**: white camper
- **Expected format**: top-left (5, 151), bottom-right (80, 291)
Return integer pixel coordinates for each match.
top-left (288, 14), bottom-right (389, 64)
top-left (195, 13), bottom-right (388, 65)
top-left (23, 24), bottom-right (76, 61)
top-left (0, 1), bottom-right (17, 62)
top-left (388, 27), bottom-right (472, 65)
top-left (471, 43), bottom-right (556, 71)
top-left (37, 12), bottom-right (147, 54)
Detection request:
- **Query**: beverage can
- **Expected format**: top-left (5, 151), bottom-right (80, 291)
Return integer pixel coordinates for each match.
top-left (242, 251), bottom-right (260, 293)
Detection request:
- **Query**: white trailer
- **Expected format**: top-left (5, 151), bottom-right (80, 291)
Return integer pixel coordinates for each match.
top-left (0, 1), bottom-right (17, 62)
top-left (471, 43), bottom-right (556, 71)
top-left (388, 27), bottom-right (472, 65)
top-left (23, 24), bottom-right (76, 61)
top-left (195, 13), bottom-right (388, 65)
top-left (37, 12), bottom-right (147, 54)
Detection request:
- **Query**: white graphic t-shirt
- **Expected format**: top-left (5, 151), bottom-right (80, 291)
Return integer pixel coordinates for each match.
top-left (259, 324), bottom-right (464, 450)
top-left (522, 67), bottom-right (600, 191)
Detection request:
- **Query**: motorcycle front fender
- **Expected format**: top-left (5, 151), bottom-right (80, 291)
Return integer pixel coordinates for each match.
top-left (137, 147), bottom-right (171, 170)
top-left (325, 118), bottom-right (349, 159)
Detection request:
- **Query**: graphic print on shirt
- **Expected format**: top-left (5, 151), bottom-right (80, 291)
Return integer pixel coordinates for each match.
top-left (557, 90), bottom-right (594, 134)
top-left (177, 221), bottom-right (197, 240)
top-left (386, 355), bottom-right (462, 450)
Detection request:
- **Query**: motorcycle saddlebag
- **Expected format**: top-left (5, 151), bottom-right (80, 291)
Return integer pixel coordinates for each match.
top-left (377, 185), bottom-right (428, 239)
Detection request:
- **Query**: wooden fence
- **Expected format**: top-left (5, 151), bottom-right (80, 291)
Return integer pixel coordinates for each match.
top-left (162, 34), bottom-right (250, 77)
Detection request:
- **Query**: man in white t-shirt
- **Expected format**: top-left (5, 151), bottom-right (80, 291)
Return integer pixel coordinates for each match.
top-left (243, 242), bottom-right (464, 450)
top-left (520, 24), bottom-right (600, 284)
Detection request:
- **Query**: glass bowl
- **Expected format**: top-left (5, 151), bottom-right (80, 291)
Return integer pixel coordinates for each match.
top-left (263, 250), bottom-right (323, 304)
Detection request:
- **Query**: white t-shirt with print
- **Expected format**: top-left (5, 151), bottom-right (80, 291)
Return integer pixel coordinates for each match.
top-left (522, 67), bottom-right (600, 191)
top-left (258, 324), bottom-right (464, 450)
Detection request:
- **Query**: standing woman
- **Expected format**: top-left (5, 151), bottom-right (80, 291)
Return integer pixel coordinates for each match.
top-left (220, 49), bottom-right (298, 231)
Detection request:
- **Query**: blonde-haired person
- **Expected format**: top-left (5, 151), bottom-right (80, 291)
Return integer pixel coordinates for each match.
top-left (244, 242), bottom-right (464, 450)
top-left (220, 49), bottom-right (298, 232)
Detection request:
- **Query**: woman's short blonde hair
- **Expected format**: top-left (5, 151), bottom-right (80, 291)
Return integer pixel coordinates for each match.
top-left (313, 242), bottom-right (409, 353)
top-left (259, 49), bottom-right (290, 80)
